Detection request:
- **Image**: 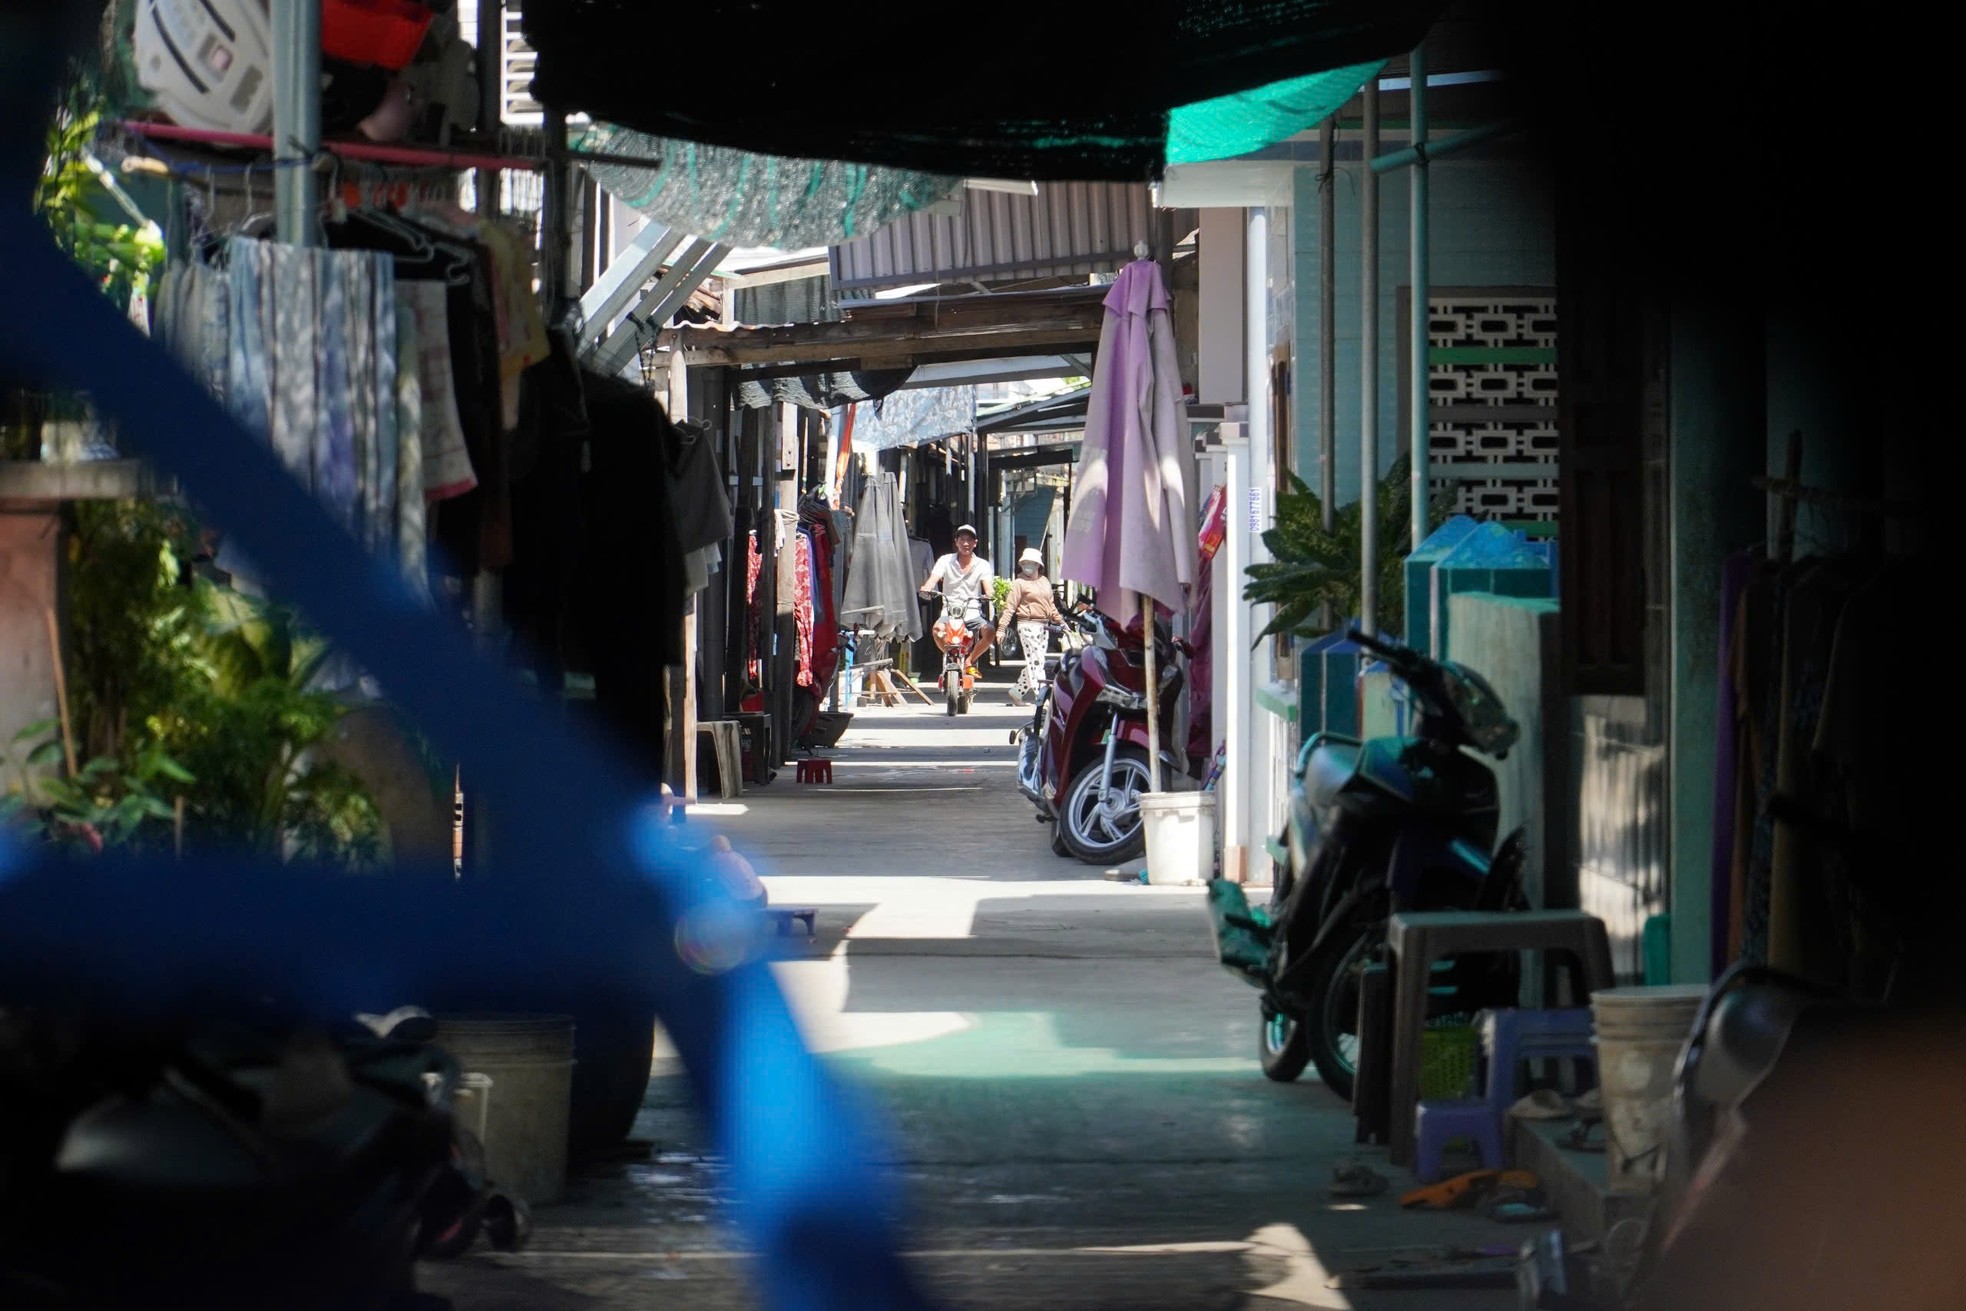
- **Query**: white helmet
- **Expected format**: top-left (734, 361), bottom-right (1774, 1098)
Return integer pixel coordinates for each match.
top-left (133, 0), bottom-right (275, 136)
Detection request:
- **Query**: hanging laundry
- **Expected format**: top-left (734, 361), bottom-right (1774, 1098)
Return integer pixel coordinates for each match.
top-left (400, 281), bottom-right (476, 500)
top-left (157, 235), bottom-right (427, 592)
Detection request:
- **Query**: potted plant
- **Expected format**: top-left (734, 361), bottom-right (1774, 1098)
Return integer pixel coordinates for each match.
top-left (1242, 454), bottom-right (1453, 643)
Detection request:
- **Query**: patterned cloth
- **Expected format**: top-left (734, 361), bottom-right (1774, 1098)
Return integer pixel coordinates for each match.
top-left (1016, 620), bottom-right (1050, 698)
top-left (393, 299), bottom-right (428, 596)
top-left (403, 281), bottom-right (476, 500)
top-left (162, 238), bottom-right (432, 594)
top-left (224, 237), bottom-right (272, 440)
top-left (794, 530), bottom-right (817, 689)
top-left (266, 244), bottom-right (318, 484)
top-left (371, 257), bottom-right (399, 556)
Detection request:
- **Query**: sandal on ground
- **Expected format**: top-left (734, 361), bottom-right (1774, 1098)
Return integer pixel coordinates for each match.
top-left (1327, 1159), bottom-right (1391, 1198)
top-left (1509, 1089), bottom-right (1574, 1121)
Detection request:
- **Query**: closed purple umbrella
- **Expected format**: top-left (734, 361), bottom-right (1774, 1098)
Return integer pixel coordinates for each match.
top-left (1061, 254), bottom-right (1199, 788)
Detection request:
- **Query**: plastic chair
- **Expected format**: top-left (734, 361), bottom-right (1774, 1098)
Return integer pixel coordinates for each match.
top-left (1414, 1097), bottom-right (1505, 1183)
top-left (1386, 910), bottom-right (1615, 1168)
top-left (1477, 1007), bottom-right (1598, 1114)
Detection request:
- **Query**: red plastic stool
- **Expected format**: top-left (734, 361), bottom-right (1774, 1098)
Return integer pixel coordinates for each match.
top-left (795, 758), bottom-right (833, 783)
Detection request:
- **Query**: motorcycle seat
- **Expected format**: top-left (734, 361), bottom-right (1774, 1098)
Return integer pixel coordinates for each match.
top-left (1304, 741), bottom-right (1361, 809)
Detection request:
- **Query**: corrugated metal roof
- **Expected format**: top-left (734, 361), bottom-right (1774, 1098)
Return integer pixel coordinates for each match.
top-left (733, 276), bottom-right (839, 327)
top-left (830, 182), bottom-right (1154, 293)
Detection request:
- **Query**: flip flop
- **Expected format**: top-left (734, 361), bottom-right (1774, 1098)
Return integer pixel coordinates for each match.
top-left (1509, 1089), bottom-right (1574, 1120)
top-left (1328, 1159), bottom-right (1391, 1198)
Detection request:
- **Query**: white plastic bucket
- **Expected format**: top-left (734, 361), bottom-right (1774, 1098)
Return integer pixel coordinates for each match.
top-left (1139, 791), bottom-right (1215, 885)
top-left (1590, 986), bottom-right (1707, 1194)
top-left (434, 1014), bottom-right (577, 1205)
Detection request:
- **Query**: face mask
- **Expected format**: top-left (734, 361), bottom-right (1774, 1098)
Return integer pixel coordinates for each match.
top-left (1021, 564), bottom-right (1039, 576)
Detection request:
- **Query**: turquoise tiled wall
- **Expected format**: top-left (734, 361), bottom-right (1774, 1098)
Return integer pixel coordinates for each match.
top-left (1291, 157), bottom-right (1556, 507)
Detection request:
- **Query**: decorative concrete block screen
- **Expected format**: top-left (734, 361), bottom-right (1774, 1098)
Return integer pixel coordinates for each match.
top-left (1427, 292), bottom-right (1559, 524)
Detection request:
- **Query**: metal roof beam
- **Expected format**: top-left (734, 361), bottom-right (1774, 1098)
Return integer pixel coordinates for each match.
top-left (577, 221), bottom-right (684, 352)
top-left (588, 239), bottom-right (731, 375)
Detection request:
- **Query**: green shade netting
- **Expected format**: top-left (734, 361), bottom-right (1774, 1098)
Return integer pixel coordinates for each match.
top-left (1166, 60), bottom-right (1385, 165)
top-left (573, 123), bottom-right (963, 249)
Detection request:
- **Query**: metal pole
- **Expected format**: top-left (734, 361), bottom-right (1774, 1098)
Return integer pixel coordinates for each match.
top-left (1143, 591), bottom-right (1161, 793)
top-left (474, 0), bottom-right (500, 217)
top-left (271, 0), bottom-right (320, 246)
top-left (540, 105), bottom-right (575, 322)
top-left (1359, 81), bottom-right (1380, 635)
top-left (1319, 119), bottom-right (1336, 532)
top-left (1370, 120), bottom-right (1519, 175)
top-left (1409, 42), bottom-right (1430, 553)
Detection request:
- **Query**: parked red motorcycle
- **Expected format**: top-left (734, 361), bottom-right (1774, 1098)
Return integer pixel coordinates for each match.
top-left (1013, 607), bottom-right (1195, 864)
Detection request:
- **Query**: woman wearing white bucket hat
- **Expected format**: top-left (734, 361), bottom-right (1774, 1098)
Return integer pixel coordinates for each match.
top-left (1002, 547), bottom-right (1065, 705)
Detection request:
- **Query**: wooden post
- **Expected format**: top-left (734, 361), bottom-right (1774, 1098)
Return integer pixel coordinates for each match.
top-left (1773, 429), bottom-right (1802, 563)
top-left (671, 347), bottom-right (698, 805)
top-left (42, 607), bottom-right (77, 777)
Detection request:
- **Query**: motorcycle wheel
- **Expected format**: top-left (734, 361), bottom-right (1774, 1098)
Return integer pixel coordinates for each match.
top-left (1259, 1000), bottom-right (1311, 1082)
top-left (945, 672), bottom-right (959, 716)
top-left (1301, 911), bottom-right (1381, 1103)
top-left (1057, 745), bottom-right (1151, 865)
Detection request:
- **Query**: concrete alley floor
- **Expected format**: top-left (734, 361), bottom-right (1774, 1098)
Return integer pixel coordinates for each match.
top-left (421, 684), bottom-right (1528, 1310)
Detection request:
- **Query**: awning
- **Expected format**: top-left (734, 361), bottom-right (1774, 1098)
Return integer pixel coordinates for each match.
top-left (849, 387), bottom-right (977, 452)
top-left (574, 122), bottom-right (963, 249)
top-left (521, 0), bottom-right (1448, 180)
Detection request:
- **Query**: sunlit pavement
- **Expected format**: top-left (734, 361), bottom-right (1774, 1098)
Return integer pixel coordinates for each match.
top-left (421, 688), bottom-right (1522, 1309)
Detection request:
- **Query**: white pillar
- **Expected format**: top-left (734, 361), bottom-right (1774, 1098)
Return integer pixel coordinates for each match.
top-left (1217, 429), bottom-right (1252, 884)
top-left (1243, 208), bottom-right (1276, 884)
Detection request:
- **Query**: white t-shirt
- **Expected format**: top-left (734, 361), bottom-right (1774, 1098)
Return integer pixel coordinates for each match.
top-left (925, 552), bottom-right (995, 613)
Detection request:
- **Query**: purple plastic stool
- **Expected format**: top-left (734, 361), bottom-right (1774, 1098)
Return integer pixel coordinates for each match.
top-left (1477, 1008), bottom-right (1597, 1115)
top-left (1413, 1097), bottom-right (1505, 1183)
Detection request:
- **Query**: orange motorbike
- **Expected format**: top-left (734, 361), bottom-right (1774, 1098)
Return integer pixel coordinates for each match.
top-left (928, 596), bottom-right (979, 716)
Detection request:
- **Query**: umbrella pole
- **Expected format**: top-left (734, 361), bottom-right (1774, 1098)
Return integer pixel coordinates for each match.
top-left (1142, 592), bottom-right (1162, 793)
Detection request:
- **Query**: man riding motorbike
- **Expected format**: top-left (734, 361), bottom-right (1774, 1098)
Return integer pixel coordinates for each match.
top-left (918, 524), bottom-right (996, 676)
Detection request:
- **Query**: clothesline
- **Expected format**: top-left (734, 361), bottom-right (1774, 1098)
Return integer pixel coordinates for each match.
top-left (112, 120), bottom-right (671, 174)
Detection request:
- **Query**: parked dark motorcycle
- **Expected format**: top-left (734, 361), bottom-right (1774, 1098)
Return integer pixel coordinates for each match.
top-left (1013, 606), bottom-right (1194, 865)
top-left (1206, 628), bottom-right (1527, 1100)
top-left (0, 1003), bottom-right (498, 1309)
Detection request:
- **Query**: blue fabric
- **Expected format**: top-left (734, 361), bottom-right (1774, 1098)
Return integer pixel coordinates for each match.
top-left (0, 209), bottom-right (933, 1311)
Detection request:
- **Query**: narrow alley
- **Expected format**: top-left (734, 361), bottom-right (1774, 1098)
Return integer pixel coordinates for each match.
top-left (423, 683), bottom-right (1522, 1310)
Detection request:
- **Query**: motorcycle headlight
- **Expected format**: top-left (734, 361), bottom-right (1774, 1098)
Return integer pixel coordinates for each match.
top-left (1442, 662), bottom-right (1518, 756)
top-left (1096, 684), bottom-right (1148, 711)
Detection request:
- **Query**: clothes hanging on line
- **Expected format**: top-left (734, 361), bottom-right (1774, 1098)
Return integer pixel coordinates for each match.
top-left (324, 206), bottom-right (512, 575)
top-left (152, 237), bottom-right (427, 597)
top-left (567, 368), bottom-right (691, 778)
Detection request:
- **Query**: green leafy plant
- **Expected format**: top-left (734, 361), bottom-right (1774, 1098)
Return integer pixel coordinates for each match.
top-left (1242, 454), bottom-right (1453, 642)
top-left (26, 500), bottom-right (387, 866)
top-left (157, 585), bottom-right (385, 864)
top-left (65, 499), bottom-right (205, 762)
top-left (991, 576), bottom-right (1013, 617)
top-left (36, 82), bottom-right (163, 312)
top-left (2, 720), bottom-right (190, 855)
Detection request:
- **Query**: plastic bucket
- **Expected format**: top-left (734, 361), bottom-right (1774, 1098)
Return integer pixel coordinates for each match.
top-left (1589, 986), bottom-right (1707, 1194)
top-left (434, 1014), bottom-right (576, 1205)
top-left (1139, 791), bottom-right (1215, 885)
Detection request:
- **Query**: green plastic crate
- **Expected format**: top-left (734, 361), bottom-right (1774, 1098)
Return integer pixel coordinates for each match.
top-left (1419, 1021), bottom-right (1479, 1100)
